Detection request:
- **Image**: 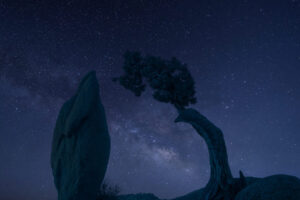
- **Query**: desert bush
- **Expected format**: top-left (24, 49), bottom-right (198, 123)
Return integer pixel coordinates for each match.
top-left (96, 180), bottom-right (121, 200)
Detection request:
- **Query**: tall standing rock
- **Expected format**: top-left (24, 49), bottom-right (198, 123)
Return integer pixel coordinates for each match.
top-left (51, 71), bottom-right (110, 200)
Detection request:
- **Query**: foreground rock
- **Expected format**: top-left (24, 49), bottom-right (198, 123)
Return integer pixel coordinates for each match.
top-left (116, 175), bottom-right (300, 200)
top-left (235, 174), bottom-right (300, 200)
top-left (118, 193), bottom-right (160, 200)
top-left (51, 71), bottom-right (111, 200)
top-left (172, 177), bottom-right (259, 200)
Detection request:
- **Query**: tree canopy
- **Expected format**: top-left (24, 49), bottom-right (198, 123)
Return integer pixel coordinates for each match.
top-left (113, 51), bottom-right (197, 109)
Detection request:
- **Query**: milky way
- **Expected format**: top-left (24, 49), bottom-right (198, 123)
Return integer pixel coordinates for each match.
top-left (0, 1), bottom-right (300, 199)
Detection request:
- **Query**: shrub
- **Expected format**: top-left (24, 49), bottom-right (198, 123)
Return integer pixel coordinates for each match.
top-left (96, 180), bottom-right (121, 200)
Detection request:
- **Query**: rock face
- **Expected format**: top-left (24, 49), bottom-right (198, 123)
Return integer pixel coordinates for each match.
top-left (235, 175), bottom-right (300, 200)
top-left (118, 193), bottom-right (160, 200)
top-left (51, 71), bottom-right (110, 200)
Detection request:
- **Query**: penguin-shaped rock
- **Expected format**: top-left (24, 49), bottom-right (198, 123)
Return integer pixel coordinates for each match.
top-left (51, 71), bottom-right (110, 200)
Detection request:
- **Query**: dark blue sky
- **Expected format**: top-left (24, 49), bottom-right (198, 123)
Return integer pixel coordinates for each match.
top-left (0, 0), bottom-right (300, 199)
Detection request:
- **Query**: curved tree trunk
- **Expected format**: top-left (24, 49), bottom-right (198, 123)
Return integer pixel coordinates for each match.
top-left (175, 108), bottom-right (233, 200)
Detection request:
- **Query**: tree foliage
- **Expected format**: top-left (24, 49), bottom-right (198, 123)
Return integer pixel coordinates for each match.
top-left (113, 51), bottom-right (197, 109)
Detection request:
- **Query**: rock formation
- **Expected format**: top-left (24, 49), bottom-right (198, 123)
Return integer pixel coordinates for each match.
top-left (118, 193), bottom-right (160, 200)
top-left (235, 174), bottom-right (300, 200)
top-left (51, 71), bottom-right (110, 200)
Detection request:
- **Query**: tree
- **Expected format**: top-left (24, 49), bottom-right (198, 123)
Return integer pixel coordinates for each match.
top-left (114, 51), bottom-right (243, 200)
top-left (113, 51), bottom-right (196, 110)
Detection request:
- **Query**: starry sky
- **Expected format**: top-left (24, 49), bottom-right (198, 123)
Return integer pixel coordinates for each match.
top-left (0, 0), bottom-right (300, 199)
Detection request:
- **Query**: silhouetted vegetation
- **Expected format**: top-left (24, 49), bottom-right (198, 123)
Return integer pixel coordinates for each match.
top-left (97, 180), bottom-right (121, 200)
top-left (114, 51), bottom-right (237, 199)
top-left (113, 51), bottom-right (197, 110)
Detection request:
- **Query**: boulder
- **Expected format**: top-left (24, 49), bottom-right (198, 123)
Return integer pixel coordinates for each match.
top-left (235, 174), bottom-right (300, 200)
top-left (117, 193), bottom-right (160, 200)
top-left (51, 71), bottom-right (111, 200)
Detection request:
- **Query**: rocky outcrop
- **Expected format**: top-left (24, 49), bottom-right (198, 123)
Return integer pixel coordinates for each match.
top-left (118, 193), bottom-right (160, 200)
top-left (235, 174), bottom-right (300, 200)
top-left (51, 71), bottom-right (111, 200)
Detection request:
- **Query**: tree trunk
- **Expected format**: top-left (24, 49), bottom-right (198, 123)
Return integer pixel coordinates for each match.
top-left (175, 108), bottom-right (233, 200)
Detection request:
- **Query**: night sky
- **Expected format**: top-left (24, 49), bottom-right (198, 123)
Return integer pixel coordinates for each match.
top-left (0, 0), bottom-right (300, 199)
